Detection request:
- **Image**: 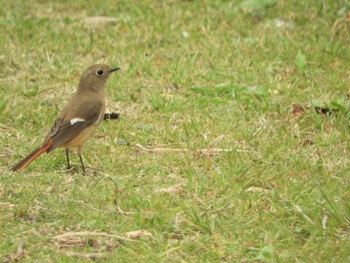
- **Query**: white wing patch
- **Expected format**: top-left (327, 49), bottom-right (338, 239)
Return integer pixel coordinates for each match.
top-left (70, 117), bottom-right (85, 125)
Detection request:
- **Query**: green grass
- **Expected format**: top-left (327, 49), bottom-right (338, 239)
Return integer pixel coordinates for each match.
top-left (1, 0), bottom-right (350, 261)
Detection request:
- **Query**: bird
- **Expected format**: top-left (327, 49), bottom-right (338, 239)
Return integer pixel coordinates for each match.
top-left (11, 64), bottom-right (120, 173)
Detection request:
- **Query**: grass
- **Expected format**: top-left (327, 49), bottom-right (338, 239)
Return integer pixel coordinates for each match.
top-left (1, 0), bottom-right (350, 261)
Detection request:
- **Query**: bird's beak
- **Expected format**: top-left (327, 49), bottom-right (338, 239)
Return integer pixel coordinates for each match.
top-left (109, 67), bottom-right (120, 73)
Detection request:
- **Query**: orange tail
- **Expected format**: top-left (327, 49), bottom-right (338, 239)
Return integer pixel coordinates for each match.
top-left (11, 139), bottom-right (53, 172)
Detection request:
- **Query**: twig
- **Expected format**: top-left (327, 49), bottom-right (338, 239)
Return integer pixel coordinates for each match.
top-left (52, 231), bottom-right (135, 242)
top-left (135, 143), bottom-right (236, 154)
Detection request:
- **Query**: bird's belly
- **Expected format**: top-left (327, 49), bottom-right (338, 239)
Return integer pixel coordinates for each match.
top-left (63, 125), bottom-right (98, 148)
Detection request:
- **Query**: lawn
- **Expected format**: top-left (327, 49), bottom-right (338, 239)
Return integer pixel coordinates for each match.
top-left (0, 0), bottom-right (350, 262)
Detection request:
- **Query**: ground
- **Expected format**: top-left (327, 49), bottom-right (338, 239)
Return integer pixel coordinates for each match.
top-left (0, 0), bottom-right (350, 262)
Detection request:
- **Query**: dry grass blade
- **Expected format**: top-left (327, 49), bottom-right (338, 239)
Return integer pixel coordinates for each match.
top-left (0, 202), bottom-right (15, 207)
top-left (52, 231), bottom-right (135, 242)
top-left (14, 240), bottom-right (25, 260)
top-left (154, 184), bottom-right (185, 194)
top-left (84, 16), bottom-right (119, 25)
top-left (124, 230), bottom-right (153, 239)
top-left (113, 198), bottom-right (136, 215)
top-left (245, 187), bottom-right (273, 194)
top-left (113, 199), bottom-right (154, 216)
top-left (294, 205), bottom-right (316, 225)
top-left (64, 251), bottom-right (110, 259)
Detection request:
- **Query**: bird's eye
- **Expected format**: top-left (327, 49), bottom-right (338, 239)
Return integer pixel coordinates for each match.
top-left (96, 69), bottom-right (104, 76)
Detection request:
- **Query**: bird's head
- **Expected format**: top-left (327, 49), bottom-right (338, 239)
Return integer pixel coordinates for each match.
top-left (79, 64), bottom-right (120, 92)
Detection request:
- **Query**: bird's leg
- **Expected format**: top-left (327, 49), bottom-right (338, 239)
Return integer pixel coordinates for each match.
top-left (78, 154), bottom-right (86, 174)
top-left (65, 148), bottom-right (71, 170)
top-left (77, 145), bottom-right (86, 174)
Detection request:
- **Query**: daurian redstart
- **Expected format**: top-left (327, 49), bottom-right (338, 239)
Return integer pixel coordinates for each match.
top-left (11, 64), bottom-right (119, 173)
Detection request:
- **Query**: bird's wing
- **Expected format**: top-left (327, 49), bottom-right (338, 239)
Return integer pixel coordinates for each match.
top-left (43, 100), bottom-right (103, 152)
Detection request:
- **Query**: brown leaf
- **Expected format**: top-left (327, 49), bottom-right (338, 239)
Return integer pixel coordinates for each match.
top-left (302, 139), bottom-right (314, 146)
top-left (291, 103), bottom-right (305, 118)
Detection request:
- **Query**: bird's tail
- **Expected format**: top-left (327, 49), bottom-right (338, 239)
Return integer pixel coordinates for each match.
top-left (11, 139), bottom-right (53, 172)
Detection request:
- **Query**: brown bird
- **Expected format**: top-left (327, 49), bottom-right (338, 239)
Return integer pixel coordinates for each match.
top-left (11, 64), bottom-right (120, 173)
